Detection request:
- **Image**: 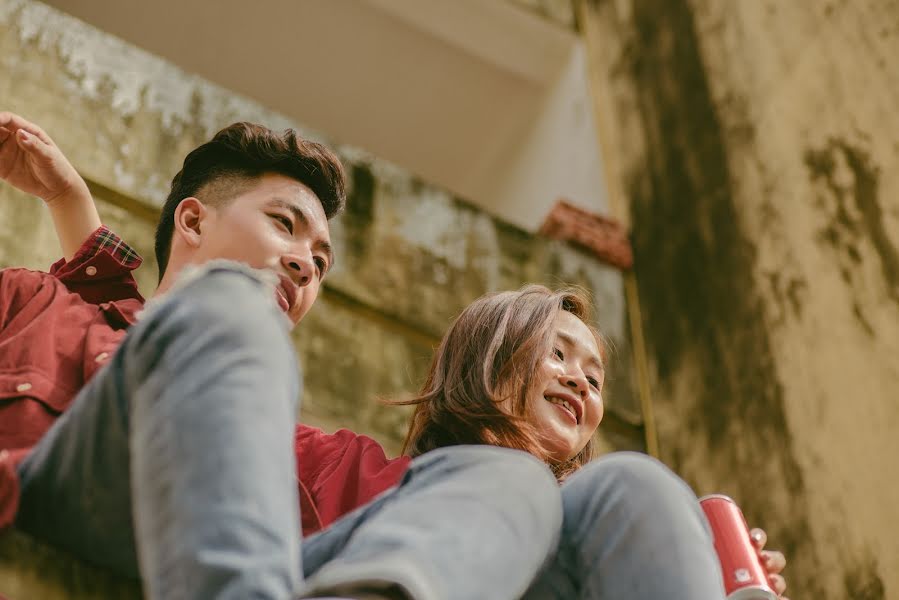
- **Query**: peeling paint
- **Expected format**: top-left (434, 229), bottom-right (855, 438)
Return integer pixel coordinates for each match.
top-left (9, 0), bottom-right (300, 139)
top-left (394, 185), bottom-right (471, 271)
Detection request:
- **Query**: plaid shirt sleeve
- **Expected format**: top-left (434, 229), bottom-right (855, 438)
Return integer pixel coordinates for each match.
top-left (52, 225), bottom-right (142, 273)
top-left (49, 226), bottom-right (144, 304)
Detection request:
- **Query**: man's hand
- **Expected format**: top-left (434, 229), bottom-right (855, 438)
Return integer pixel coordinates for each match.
top-left (0, 112), bottom-right (101, 260)
top-left (750, 527), bottom-right (789, 599)
top-left (0, 112), bottom-right (90, 205)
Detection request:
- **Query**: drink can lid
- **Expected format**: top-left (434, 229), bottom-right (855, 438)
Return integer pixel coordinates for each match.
top-left (699, 493), bottom-right (737, 504)
top-left (728, 586), bottom-right (778, 600)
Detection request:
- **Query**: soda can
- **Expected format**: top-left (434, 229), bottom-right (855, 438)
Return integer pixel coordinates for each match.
top-left (700, 494), bottom-right (777, 600)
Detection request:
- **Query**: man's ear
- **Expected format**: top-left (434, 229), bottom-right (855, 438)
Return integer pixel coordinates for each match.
top-left (172, 197), bottom-right (209, 249)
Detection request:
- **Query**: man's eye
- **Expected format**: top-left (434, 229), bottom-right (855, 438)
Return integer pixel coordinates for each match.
top-left (314, 257), bottom-right (327, 274)
top-left (272, 214), bottom-right (293, 233)
top-left (587, 376), bottom-right (601, 390)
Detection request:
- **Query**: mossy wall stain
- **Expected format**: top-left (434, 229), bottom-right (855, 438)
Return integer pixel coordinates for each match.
top-left (342, 163), bottom-right (377, 263)
top-left (844, 551), bottom-right (886, 600)
top-left (616, 0), bottom-right (820, 593)
top-left (805, 139), bottom-right (899, 320)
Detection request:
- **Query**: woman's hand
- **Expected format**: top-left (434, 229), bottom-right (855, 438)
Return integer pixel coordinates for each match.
top-left (750, 527), bottom-right (788, 599)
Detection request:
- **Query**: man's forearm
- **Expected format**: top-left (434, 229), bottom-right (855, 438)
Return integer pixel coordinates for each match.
top-left (45, 186), bottom-right (101, 262)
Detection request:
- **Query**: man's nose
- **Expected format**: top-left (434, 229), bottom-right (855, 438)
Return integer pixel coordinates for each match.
top-left (281, 253), bottom-right (313, 287)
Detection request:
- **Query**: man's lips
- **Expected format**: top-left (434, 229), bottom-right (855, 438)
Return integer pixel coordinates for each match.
top-left (275, 288), bottom-right (290, 312)
top-left (275, 274), bottom-right (298, 314)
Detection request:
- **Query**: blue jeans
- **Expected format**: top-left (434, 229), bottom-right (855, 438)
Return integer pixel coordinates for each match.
top-left (15, 264), bottom-right (562, 600)
top-left (522, 453), bottom-right (727, 599)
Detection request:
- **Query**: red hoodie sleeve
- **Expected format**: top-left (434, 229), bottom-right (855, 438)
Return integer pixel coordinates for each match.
top-left (294, 424), bottom-right (410, 535)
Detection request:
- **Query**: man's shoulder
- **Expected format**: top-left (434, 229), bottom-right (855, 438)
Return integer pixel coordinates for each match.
top-left (0, 266), bottom-right (63, 297)
top-left (0, 265), bottom-right (96, 330)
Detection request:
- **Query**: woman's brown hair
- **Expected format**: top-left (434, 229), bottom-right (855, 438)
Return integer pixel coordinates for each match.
top-left (397, 285), bottom-right (605, 480)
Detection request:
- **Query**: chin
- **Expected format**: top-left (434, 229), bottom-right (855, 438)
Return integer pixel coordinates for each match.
top-left (544, 443), bottom-right (577, 463)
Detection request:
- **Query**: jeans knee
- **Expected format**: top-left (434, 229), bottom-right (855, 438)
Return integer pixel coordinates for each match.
top-left (591, 452), bottom-right (686, 492)
top-left (147, 263), bottom-right (288, 343)
top-left (431, 445), bottom-right (556, 486)
top-left (486, 447), bottom-right (559, 493)
top-left (418, 446), bottom-right (562, 523)
top-left (563, 452), bottom-right (700, 521)
top-left (129, 262), bottom-right (298, 392)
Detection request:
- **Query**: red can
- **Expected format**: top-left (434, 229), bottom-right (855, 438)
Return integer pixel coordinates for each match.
top-left (700, 494), bottom-right (777, 600)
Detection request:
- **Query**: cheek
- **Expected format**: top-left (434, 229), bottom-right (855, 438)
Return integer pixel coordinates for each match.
top-left (536, 358), bottom-right (561, 383)
top-left (584, 394), bottom-right (604, 431)
top-left (293, 281), bottom-right (321, 320)
top-left (526, 361), bottom-right (557, 409)
top-left (227, 218), bottom-right (281, 252)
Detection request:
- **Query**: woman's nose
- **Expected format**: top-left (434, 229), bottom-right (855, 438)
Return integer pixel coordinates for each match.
top-left (562, 374), bottom-right (588, 395)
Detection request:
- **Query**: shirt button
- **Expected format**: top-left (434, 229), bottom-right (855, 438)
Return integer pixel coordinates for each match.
top-left (95, 352), bottom-right (110, 363)
top-left (16, 382), bottom-right (32, 393)
top-left (85, 266), bottom-right (98, 276)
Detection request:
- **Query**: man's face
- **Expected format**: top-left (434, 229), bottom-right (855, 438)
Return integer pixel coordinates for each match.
top-left (189, 172), bottom-right (333, 327)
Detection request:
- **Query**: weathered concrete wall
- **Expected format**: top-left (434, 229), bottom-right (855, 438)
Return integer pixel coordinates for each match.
top-left (0, 0), bottom-right (638, 596)
top-left (582, 0), bottom-right (899, 597)
top-left (0, 0), bottom-right (638, 445)
top-left (509, 0), bottom-right (576, 29)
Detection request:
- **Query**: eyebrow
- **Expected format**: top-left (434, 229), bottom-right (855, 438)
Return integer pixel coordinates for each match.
top-left (268, 198), bottom-right (335, 272)
top-left (556, 331), bottom-right (605, 372)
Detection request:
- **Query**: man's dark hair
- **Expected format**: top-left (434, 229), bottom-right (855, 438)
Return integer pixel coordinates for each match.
top-left (154, 122), bottom-right (346, 279)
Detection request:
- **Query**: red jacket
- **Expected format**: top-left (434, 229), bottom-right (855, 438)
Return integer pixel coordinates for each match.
top-left (294, 426), bottom-right (409, 534)
top-left (0, 227), bottom-right (409, 533)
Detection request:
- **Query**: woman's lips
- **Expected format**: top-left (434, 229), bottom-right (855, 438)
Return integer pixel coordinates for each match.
top-left (546, 397), bottom-right (578, 425)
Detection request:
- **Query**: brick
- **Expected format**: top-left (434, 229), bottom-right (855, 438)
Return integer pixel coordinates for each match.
top-left (539, 200), bottom-right (633, 269)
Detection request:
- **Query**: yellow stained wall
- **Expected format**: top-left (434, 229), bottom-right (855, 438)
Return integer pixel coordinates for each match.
top-left (581, 0), bottom-right (899, 597)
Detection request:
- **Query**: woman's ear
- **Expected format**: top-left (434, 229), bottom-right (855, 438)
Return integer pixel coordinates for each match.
top-left (172, 197), bottom-right (208, 249)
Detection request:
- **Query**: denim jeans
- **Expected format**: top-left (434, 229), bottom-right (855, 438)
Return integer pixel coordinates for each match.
top-left (522, 452), bottom-right (727, 599)
top-left (299, 445), bottom-right (562, 600)
top-left (15, 263), bottom-right (562, 600)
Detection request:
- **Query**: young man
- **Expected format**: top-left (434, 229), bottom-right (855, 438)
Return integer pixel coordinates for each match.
top-left (0, 112), bottom-right (563, 600)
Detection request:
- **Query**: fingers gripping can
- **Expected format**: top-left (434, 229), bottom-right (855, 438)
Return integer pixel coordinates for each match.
top-left (700, 494), bottom-right (777, 600)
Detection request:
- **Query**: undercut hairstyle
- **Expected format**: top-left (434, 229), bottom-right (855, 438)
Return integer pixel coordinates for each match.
top-left (154, 122), bottom-right (346, 279)
top-left (397, 285), bottom-right (607, 481)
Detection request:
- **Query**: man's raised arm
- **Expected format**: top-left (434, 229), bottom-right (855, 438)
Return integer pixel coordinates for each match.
top-left (0, 112), bottom-right (101, 261)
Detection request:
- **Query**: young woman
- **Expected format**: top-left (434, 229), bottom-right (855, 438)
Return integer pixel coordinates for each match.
top-left (397, 285), bottom-right (789, 599)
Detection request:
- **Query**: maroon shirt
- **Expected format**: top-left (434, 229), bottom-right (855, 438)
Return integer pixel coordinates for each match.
top-left (0, 227), bottom-right (409, 532)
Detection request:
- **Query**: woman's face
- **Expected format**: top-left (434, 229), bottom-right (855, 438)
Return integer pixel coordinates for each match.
top-left (528, 311), bottom-right (605, 462)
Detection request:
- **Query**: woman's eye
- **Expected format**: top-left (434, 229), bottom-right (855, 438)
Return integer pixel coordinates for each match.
top-left (314, 257), bottom-right (327, 274)
top-left (552, 347), bottom-right (564, 361)
top-left (587, 377), bottom-right (601, 390)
